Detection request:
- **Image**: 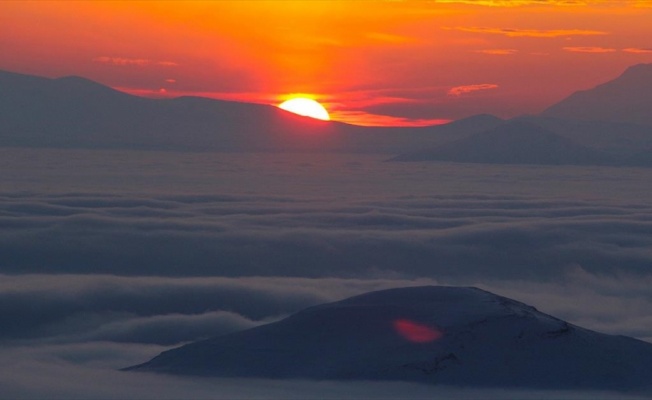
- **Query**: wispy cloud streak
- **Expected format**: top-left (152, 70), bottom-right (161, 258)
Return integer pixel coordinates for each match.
top-left (448, 83), bottom-right (499, 96)
top-left (563, 46), bottom-right (617, 53)
top-left (476, 49), bottom-right (518, 55)
top-left (622, 47), bottom-right (652, 53)
top-left (93, 56), bottom-right (178, 67)
top-left (444, 26), bottom-right (608, 37)
top-left (436, 0), bottom-right (645, 6)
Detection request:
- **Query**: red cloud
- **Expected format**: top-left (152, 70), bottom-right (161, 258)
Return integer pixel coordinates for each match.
top-left (444, 26), bottom-right (607, 38)
top-left (93, 57), bottom-right (178, 67)
top-left (623, 48), bottom-right (652, 54)
top-left (448, 83), bottom-right (499, 96)
top-left (563, 46), bottom-right (617, 53)
top-left (476, 49), bottom-right (518, 55)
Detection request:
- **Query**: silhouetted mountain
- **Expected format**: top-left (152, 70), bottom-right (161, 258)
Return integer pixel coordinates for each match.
top-left (543, 63), bottom-right (652, 126)
top-left (338, 113), bottom-right (504, 153)
top-left (428, 113), bottom-right (503, 137)
top-left (516, 116), bottom-right (652, 156)
top-left (8, 66), bottom-right (650, 161)
top-left (0, 69), bottom-right (339, 151)
top-left (126, 286), bottom-right (652, 391)
top-left (0, 69), bottom-right (500, 153)
top-left (396, 64), bottom-right (652, 164)
top-left (391, 121), bottom-right (621, 166)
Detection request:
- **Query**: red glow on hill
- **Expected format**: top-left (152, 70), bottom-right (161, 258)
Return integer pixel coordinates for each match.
top-left (392, 319), bottom-right (442, 343)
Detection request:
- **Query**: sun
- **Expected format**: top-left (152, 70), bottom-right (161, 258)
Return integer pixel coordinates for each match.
top-left (278, 98), bottom-right (330, 121)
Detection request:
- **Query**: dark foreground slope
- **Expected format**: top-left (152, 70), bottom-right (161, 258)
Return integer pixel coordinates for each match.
top-left (126, 286), bottom-right (652, 391)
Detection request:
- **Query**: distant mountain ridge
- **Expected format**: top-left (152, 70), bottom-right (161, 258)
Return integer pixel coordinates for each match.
top-left (3, 65), bottom-right (652, 165)
top-left (126, 286), bottom-right (652, 391)
top-left (0, 69), bottom-right (501, 153)
top-left (392, 64), bottom-right (652, 166)
top-left (0, 69), bottom-right (338, 151)
top-left (391, 119), bottom-right (652, 166)
top-left (391, 120), bottom-right (619, 165)
top-left (543, 63), bottom-right (652, 126)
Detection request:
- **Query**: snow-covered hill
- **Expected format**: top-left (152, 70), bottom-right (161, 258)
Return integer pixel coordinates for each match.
top-left (126, 286), bottom-right (652, 391)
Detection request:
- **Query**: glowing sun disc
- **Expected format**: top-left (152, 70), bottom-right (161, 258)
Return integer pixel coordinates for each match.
top-left (279, 98), bottom-right (330, 121)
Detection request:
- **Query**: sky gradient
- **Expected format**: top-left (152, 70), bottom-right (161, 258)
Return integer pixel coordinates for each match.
top-left (2, 1), bottom-right (652, 125)
top-left (4, 2), bottom-right (652, 397)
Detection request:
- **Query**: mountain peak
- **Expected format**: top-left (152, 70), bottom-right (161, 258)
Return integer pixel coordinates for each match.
top-left (298, 285), bottom-right (544, 330)
top-left (620, 62), bottom-right (652, 78)
top-left (51, 75), bottom-right (130, 98)
top-left (542, 63), bottom-right (652, 126)
top-left (125, 285), bottom-right (652, 390)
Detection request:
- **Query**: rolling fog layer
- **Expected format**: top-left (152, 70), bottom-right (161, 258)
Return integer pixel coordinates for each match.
top-left (2, 148), bottom-right (652, 398)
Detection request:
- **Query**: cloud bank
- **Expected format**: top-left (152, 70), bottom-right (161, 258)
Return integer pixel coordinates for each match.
top-left (3, 150), bottom-right (652, 398)
top-left (3, 191), bottom-right (652, 281)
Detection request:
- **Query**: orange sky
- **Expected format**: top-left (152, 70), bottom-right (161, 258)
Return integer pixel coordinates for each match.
top-left (2, 1), bottom-right (652, 126)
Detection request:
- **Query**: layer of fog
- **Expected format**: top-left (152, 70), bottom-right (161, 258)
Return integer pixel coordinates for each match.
top-left (3, 149), bottom-right (652, 398)
top-left (2, 273), bottom-right (651, 347)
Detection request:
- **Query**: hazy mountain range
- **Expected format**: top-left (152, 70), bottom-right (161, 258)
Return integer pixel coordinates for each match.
top-left (126, 286), bottom-right (652, 391)
top-left (0, 69), bottom-right (501, 153)
top-left (391, 119), bottom-right (652, 166)
top-left (542, 63), bottom-right (652, 127)
top-left (1, 64), bottom-right (652, 165)
top-left (394, 64), bottom-right (652, 166)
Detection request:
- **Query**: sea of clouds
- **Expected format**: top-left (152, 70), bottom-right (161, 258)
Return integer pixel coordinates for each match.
top-left (2, 148), bottom-right (652, 398)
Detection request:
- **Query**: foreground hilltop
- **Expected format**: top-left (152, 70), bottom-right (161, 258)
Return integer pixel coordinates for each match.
top-left (126, 286), bottom-right (652, 391)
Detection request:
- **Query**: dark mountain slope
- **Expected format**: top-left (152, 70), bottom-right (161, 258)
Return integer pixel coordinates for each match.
top-left (543, 63), bottom-right (652, 126)
top-left (391, 120), bottom-right (620, 166)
